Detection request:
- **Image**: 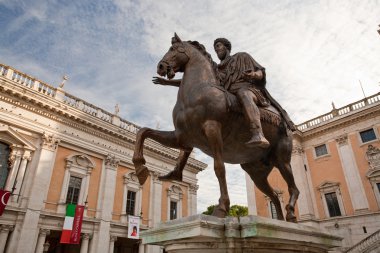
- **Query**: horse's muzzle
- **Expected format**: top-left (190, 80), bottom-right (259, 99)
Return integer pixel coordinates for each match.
top-left (157, 61), bottom-right (175, 79)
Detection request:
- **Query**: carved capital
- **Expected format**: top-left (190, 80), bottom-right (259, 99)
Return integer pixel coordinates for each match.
top-left (105, 154), bottom-right (120, 168)
top-left (41, 133), bottom-right (60, 151)
top-left (150, 171), bottom-right (161, 183)
top-left (22, 150), bottom-right (32, 161)
top-left (292, 146), bottom-right (303, 155)
top-left (189, 184), bottom-right (199, 194)
top-left (82, 233), bottom-right (91, 240)
top-left (335, 134), bottom-right (348, 146)
top-left (110, 235), bottom-right (118, 242)
top-left (39, 228), bottom-right (50, 236)
top-left (0, 224), bottom-right (14, 233)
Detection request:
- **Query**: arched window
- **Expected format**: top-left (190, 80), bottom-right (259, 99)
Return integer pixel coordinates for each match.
top-left (0, 142), bottom-right (10, 189)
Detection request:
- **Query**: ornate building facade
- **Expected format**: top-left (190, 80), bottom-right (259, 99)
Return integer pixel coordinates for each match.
top-left (246, 92), bottom-right (380, 251)
top-left (0, 63), bottom-right (207, 253)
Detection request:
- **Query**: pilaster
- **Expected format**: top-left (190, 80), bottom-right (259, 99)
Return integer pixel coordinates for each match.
top-left (335, 134), bottom-right (369, 213)
top-left (93, 154), bottom-right (119, 253)
top-left (290, 144), bottom-right (316, 221)
top-left (13, 133), bottom-right (59, 253)
top-left (149, 171), bottom-right (162, 227)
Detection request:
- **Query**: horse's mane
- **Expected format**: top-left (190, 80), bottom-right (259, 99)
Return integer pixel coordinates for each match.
top-left (187, 40), bottom-right (214, 64)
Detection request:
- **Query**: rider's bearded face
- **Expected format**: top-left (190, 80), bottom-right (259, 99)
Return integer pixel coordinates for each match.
top-left (214, 42), bottom-right (229, 61)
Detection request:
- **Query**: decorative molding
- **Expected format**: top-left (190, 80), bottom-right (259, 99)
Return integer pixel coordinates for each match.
top-left (167, 185), bottom-right (183, 200)
top-left (0, 224), bottom-right (14, 233)
top-left (335, 134), bottom-right (348, 146)
top-left (189, 184), bottom-right (199, 195)
top-left (41, 133), bottom-right (60, 151)
top-left (39, 228), bottom-right (50, 236)
top-left (123, 172), bottom-right (139, 185)
top-left (317, 181), bottom-right (340, 192)
top-left (366, 145), bottom-right (380, 170)
top-left (292, 146), bottom-right (303, 155)
top-left (110, 235), bottom-right (117, 242)
top-left (105, 154), bottom-right (120, 168)
top-left (82, 233), bottom-right (91, 240)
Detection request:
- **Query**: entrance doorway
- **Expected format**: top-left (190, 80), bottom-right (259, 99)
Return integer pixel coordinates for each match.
top-left (113, 237), bottom-right (140, 253)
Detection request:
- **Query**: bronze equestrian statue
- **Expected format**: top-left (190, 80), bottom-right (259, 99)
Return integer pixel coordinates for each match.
top-left (132, 33), bottom-right (299, 222)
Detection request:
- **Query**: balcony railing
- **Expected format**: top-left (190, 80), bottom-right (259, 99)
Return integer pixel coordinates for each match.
top-left (0, 63), bottom-right (139, 134)
top-left (297, 93), bottom-right (380, 131)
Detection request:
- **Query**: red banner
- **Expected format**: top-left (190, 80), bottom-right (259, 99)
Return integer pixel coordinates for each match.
top-left (0, 190), bottom-right (10, 216)
top-left (70, 205), bottom-right (85, 244)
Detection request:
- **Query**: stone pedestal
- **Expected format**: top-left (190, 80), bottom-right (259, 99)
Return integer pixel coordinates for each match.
top-left (141, 215), bottom-right (342, 253)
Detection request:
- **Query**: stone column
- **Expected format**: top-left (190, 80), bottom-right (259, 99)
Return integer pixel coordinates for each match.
top-left (188, 184), bottom-right (198, 216)
top-left (0, 225), bottom-right (13, 253)
top-left (109, 236), bottom-right (117, 253)
top-left (12, 150), bottom-right (31, 202)
top-left (290, 143), bottom-right (317, 220)
top-left (94, 155), bottom-right (119, 253)
top-left (35, 229), bottom-right (50, 253)
top-left (336, 135), bottom-right (369, 213)
top-left (13, 133), bottom-right (59, 253)
top-left (245, 172), bottom-right (257, 215)
top-left (149, 171), bottom-right (162, 227)
top-left (5, 148), bottom-right (21, 192)
top-left (138, 241), bottom-right (145, 253)
top-left (80, 233), bottom-right (90, 253)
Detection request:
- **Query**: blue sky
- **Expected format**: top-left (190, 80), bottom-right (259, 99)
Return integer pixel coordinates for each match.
top-left (1, 0), bottom-right (380, 212)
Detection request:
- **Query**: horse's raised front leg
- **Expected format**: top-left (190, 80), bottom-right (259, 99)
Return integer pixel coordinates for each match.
top-left (202, 120), bottom-right (230, 218)
top-left (133, 127), bottom-right (186, 185)
top-left (159, 149), bottom-right (193, 182)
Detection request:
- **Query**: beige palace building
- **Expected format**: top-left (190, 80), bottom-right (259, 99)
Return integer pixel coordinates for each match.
top-left (247, 91), bottom-right (380, 251)
top-left (0, 63), bottom-right (207, 253)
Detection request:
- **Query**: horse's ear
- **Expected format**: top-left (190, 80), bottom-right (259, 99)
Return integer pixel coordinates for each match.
top-left (172, 32), bottom-right (182, 44)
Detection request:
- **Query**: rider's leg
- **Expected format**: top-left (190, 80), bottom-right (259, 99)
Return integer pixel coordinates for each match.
top-left (236, 89), bottom-right (269, 148)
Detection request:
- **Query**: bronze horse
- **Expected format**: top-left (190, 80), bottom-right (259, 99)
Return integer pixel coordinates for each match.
top-left (132, 34), bottom-right (299, 222)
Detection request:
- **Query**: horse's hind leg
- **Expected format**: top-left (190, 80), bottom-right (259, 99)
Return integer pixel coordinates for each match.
top-left (203, 120), bottom-right (230, 218)
top-left (241, 162), bottom-right (285, 220)
top-left (277, 163), bottom-right (299, 222)
top-left (133, 127), bottom-right (189, 185)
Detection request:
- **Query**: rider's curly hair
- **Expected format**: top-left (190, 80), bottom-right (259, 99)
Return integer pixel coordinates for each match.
top-left (214, 38), bottom-right (231, 52)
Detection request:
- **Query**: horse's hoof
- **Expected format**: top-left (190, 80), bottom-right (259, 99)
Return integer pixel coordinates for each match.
top-left (286, 214), bottom-right (297, 223)
top-left (212, 206), bottom-right (228, 218)
top-left (158, 170), bottom-right (183, 181)
top-left (136, 165), bottom-right (149, 185)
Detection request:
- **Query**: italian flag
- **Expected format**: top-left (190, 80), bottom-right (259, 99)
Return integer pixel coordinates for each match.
top-left (60, 204), bottom-right (85, 244)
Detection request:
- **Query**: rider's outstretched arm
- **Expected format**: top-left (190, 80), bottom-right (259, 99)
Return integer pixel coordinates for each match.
top-left (152, 77), bottom-right (181, 87)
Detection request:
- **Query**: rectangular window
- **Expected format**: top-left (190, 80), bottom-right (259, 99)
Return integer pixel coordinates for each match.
top-left (170, 201), bottom-right (177, 220)
top-left (325, 192), bottom-right (342, 217)
top-left (377, 183), bottom-right (380, 195)
top-left (360, 129), bottom-right (376, 143)
top-left (269, 201), bottom-right (278, 219)
top-left (66, 176), bottom-right (82, 204)
top-left (315, 144), bottom-right (328, 157)
top-left (126, 190), bottom-right (136, 215)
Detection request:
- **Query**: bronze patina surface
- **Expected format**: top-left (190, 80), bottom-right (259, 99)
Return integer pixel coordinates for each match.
top-left (133, 34), bottom-right (299, 222)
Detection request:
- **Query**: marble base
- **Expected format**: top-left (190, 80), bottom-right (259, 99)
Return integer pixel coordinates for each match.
top-left (141, 215), bottom-right (342, 253)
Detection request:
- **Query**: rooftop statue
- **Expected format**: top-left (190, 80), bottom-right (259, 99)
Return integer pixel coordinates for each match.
top-left (133, 33), bottom-right (299, 222)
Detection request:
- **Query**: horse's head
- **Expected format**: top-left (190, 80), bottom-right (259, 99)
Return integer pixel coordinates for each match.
top-left (157, 33), bottom-right (190, 80)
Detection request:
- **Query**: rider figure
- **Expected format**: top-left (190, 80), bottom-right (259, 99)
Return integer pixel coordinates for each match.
top-left (214, 38), bottom-right (271, 147)
top-left (213, 38), bottom-right (296, 148)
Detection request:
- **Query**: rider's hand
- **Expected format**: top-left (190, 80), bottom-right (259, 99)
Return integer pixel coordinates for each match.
top-left (152, 76), bottom-right (168, 85)
top-left (242, 69), bottom-right (256, 81)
